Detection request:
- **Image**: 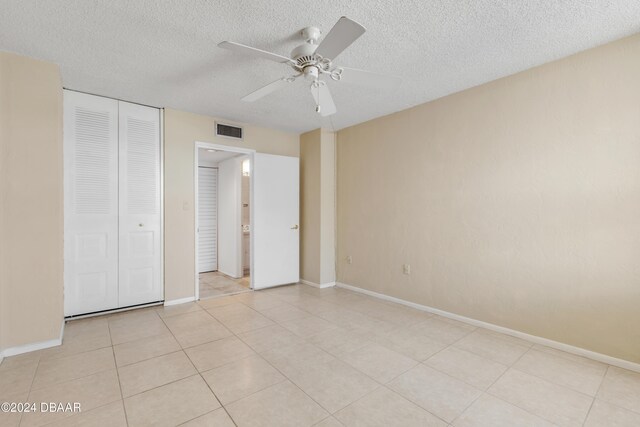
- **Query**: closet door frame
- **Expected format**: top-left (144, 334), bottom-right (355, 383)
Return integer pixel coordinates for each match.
top-left (63, 89), bottom-right (164, 317)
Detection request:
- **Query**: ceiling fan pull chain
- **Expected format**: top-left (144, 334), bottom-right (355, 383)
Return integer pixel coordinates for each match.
top-left (315, 82), bottom-right (321, 113)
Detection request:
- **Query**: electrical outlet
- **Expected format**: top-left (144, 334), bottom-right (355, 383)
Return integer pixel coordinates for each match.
top-left (403, 264), bottom-right (411, 275)
top-left (346, 255), bottom-right (353, 264)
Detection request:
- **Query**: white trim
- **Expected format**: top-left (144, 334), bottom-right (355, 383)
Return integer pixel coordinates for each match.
top-left (65, 302), bottom-right (163, 320)
top-left (160, 108), bottom-right (165, 302)
top-left (336, 282), bottom-right (640, 373)
top-left (301, 279), bottom-right (336, 289)
top-left (0, 320), bottom-right (65, 358)
top-left (194, 141), bottom-right (256, 302)
top-left (164, 296), bottom-right (196, 306)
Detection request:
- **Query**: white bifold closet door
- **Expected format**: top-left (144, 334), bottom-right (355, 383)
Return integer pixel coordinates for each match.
top-left (64, 92), bottom-right (119, 316)
top-left (198, 167), bottom-right (218, 273)
top-left (64, 91), bottom-right (162, 316)
top-left (117, 101), bottom-right (162, 308)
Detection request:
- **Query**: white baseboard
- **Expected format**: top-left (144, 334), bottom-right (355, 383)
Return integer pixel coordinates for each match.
top-left (0, 319), bottom-right (65, 359)
top-left (164, 296), bottom-right (196, 306)
top-left (336, 281), bottom-right (640, 373)
top-left (301, 279), bottom-right (336, 289)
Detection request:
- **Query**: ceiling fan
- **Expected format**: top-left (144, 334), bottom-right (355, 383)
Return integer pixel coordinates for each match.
top-left (218, 16), bottom-right (400, 116)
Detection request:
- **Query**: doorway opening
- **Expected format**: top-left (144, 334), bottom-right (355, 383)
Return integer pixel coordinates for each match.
top-left (195, 143), bottom-right (254, 299)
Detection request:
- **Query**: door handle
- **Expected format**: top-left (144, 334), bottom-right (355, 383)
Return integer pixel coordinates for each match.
top-left (291, 224), bottom-right (299, 230)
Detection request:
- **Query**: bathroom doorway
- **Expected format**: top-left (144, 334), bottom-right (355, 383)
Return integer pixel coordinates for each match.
top-left (196, 145), bottom-right (252, 299)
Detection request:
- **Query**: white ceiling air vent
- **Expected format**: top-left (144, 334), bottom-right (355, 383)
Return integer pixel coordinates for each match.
top-left (216, 122), bottom-right (243, 140)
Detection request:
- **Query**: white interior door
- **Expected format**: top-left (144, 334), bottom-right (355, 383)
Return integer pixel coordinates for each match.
top-left (198, 167), bottom-right (218, 273)
top-left (64, 91), bottom-right (119, 316)
top-left (217, 157), bottom-right (243, 278)
top-left (252, 153), bottom-right (299, 289)
top-left (118, 101), bottom-right (163, 307)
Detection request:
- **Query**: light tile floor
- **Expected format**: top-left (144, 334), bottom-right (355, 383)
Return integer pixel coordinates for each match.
top-left (199, 271), bottom-right (250, 299)
top-left (1, 284), bottom-right (639, 426)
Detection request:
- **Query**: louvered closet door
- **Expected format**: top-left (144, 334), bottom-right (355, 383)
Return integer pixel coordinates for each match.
top-left (198, 167), bottom-right (218, 272)
top-left (64, 91), bottom-right (119, 316)
top-left (118, 101), bottom-right (163, 307)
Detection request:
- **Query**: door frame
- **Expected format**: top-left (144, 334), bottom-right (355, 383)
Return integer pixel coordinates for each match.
top-left (194, 141), bottom-right (255, 300)
top-left (63, 90), bottom-right (165, 317)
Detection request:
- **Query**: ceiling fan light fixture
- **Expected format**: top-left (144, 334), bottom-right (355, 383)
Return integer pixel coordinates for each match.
top-left (303, 66), bottom-right (319, 81)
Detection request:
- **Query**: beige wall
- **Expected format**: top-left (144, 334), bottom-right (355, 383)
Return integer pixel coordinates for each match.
top-left (319, 130), bottom-right (336, 285)
top-left (164, 109), bottom-right (299, 301)
top-left (300, 129), bottom-right (336, 285)
top-left (337, 34), bottom-right (640, 363)
top-left (0, 52), bottom-right (64, 351)
top-left (300, 130), bottom-right (322, 284)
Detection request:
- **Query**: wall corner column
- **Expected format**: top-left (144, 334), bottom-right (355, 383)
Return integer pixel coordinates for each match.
top-left (300, 128), bottom-right (336, 287)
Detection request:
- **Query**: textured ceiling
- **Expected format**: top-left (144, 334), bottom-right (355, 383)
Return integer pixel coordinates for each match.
top-left (2, 1), bottom-right (640, 133)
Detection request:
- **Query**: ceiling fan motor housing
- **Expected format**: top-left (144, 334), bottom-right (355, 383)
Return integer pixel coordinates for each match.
top-left (291, 41), bottom-right (332, 82)
top-left (291, 43), bottom-right (317, 63)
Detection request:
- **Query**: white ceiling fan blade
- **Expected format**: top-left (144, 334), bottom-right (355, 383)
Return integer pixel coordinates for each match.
top-left (242, 78), bottom-right (294, 102)
top-left (337, 67), bottom-right (402, 89)
top-left (310, 83), bottom-right (337, 117)
top-left (314, 17), bottom-right (365, 61)
top-left (218, 41), bottom-right (294, 64)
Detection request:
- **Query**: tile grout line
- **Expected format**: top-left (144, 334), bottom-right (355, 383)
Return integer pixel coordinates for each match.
top-left (108, 319), bottom-right (130, 427)
top-left (581, 364), bottom-right (610, 426)
top-left (384, 330), bottom-right (483, 426)
top-left (158, 304), bottom-right (239, 427)
top-left (197, 369), bottom-right (238, 427)
top-left (229, 291), bottom-right (385, 417)
top-left (238, 291), bottom-right (454, 421)
top-left (507, 360), bottom-right (602, 400)
top-left (192, 293), bottom-right (336, 423)
top-left (20, 352), bottom-right (42, 427)
top-left (198, 373), bottom-right (237, 427)
top-left (36, 400), bottom-right (125, 427)
top-left (453, 331), bottom-right (607, 414)
top-left (27, 321), bottom-right (120, 426)
top-left (225, 327), bottom-right (337, 417)
top-left (483, 345), bottom-right (585, 426)
top-left (438, 327), bottom-right (539, 425)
